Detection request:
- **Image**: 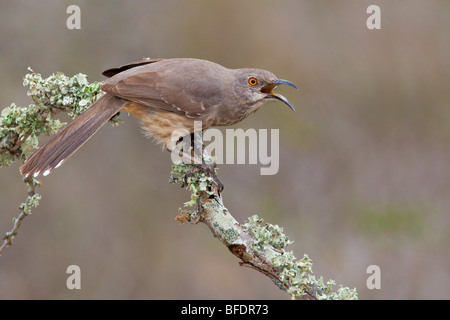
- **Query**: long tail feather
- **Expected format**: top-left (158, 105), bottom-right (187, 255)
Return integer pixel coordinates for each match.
top-left (20, 94), bottom-right (126, 177)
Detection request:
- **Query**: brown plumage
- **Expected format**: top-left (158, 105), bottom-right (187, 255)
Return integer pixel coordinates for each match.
top-left (20, 58), bottom-right (297, 177)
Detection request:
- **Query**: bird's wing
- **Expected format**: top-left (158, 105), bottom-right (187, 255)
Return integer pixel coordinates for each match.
top-left (101, 58), bottom-right (227, 118)
top-left (102, 59), bottom-right (164, 78)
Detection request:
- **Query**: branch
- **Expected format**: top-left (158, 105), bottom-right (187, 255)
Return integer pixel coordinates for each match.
top-left (0, 68), bottom-right (104, 255)
top-left (170, 159), bottom-right (358, 300)
top-left (0, 68), bottom-right (104, 168)
top-left (0, 175), bottom-right (40, 256)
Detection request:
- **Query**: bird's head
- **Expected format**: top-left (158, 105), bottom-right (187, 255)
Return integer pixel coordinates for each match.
top-left (232, 68), bottom-right (298, 112)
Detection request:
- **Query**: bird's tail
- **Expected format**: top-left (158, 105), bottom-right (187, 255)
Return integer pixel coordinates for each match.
top-left (20, 94), bottom-right (126, 177)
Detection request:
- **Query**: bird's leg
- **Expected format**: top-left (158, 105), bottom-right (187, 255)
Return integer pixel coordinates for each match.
top-left (167, 133), bottom-right (203, 165)
top-left (170, 147), bottom-right (203, 165)
top-left (193, 133), bottom-right (224, 192)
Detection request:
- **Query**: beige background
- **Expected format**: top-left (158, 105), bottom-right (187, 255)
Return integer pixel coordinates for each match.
top-left (0, 0), bottom-right (448, 299)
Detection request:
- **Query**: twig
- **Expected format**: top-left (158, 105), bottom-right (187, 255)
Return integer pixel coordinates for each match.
top-left (0, 176), bottom-right (40, 256)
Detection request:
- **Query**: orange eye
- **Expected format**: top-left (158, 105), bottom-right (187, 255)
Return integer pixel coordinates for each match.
top-left (248, 77), bottom-right (258, 86)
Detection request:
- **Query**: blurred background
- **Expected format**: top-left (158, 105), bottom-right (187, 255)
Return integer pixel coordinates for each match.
top-left (0, 0), bottom-right (448, 299)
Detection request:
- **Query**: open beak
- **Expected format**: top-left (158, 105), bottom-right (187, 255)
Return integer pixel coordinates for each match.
top-left (261, 79), bottom-right (298, 111)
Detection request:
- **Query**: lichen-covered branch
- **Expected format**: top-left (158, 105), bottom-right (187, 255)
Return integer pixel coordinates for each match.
top-left (0, 175), bottom-right (40, 256)
top-left (170, 160), bottom-right (358, 300)
top-left (0, 68), bottom-right (104, 255)
top-left (0, 68), bottom-right (104, 168)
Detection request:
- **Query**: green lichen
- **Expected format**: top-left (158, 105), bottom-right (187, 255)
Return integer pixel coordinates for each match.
top-left (243, 215), bottom-right (293, 251)
top-left (316, 278), bottom-right (358, 300)
top-left (23, 68), bottom-right (102, 119)
top-left (212, 221), bottom-right (240, 244)
top-left (19, 193), bottom-right (41, 215)
top-left (0, 103), bottom-right (64, 166)
top-left (169, 161), bottom-right (217, 207)
top-left (0, 68), bottom-right (105, 168)
top-left (243, 215), bottom-right (358, 300)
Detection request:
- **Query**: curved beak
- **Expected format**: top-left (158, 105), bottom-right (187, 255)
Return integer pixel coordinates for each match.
top-left (261, 79), bottom-right (298, 111)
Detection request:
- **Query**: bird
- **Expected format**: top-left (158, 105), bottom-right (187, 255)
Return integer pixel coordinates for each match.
top-left (20, 58), bottom-right (297, 177)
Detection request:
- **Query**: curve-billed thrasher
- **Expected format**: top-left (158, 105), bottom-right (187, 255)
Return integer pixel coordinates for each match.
top-left (20, 58), bottom-right (297, 177)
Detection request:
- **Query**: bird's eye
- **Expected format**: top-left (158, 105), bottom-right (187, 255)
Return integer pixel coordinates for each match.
top-left (248, 77), bottom-right (258, 86)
